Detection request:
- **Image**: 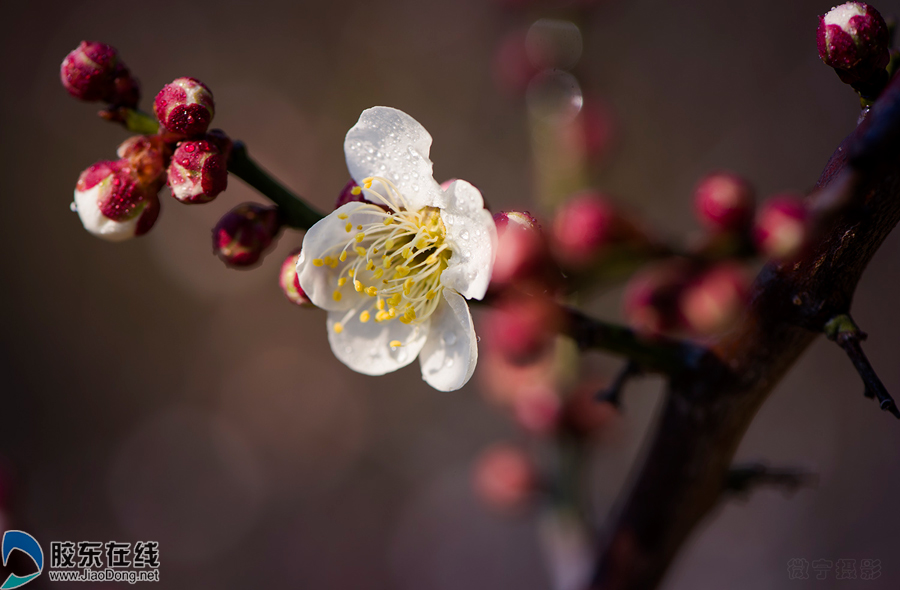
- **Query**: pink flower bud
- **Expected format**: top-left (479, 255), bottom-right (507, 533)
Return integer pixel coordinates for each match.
top-left (513, 385), bottom-right (561, 436)
top-left (167, 139), bottom-right (228, 203)
top-left (551, 191), bottom-right (616, 266)
top-left (473, 444), bottom-right (536, 512)
top-left (483, 296), bottom-right (560, 363)
top-left (623, 261), bottom-right (689, 335)
top-left (693, 172), bottom-right (755, 232)
top-left (493, 31), bottom-right (540, 97)
top-left (491, 211), bottom-right (558, 291)
top-left (754, 195), bottom-right (809, 260)
top-left (561, 381), bottom-right (617, 437)
top-left (154, 77), bottom-right (215, 137)
top-left (73, 160), bottom-right (160, 241)
top-left (818, 2), bottom-right (890, 86)
top-left (212, 203), bottom-right (281, 268)
top-left (680, 264), bottom-right (749, 335)
top-left (60, 41), bottom-right (119, 102)
top-left (279, 248), bottom-right (313, 307)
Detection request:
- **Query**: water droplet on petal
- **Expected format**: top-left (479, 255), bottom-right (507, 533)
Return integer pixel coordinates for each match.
top-left (69, 202), bottom-right (78, 212)
top-left (460, 230), bottom-right (469, 240)
top-left (442, 332), bottom-right (457, 346)
top-left (444, 357), bottom-right (455, 368)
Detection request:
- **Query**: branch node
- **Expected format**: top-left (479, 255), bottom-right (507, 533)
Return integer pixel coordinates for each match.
top-left (596, 362), bottom-right (642, 408)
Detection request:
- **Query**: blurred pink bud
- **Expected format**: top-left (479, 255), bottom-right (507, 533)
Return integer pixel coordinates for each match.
top-left (473, 444), bottom-right (536, 512)
top-left (577, 99), bottom-right (616, 163)
top-left (513, 385), bottom-right (561, 435)
top-left (561, 382), bottom-right (618, 437)
top-left (680, 264), bottom-right (749, 335)
top-left (818, 2), bottom-right (890, 85)
top-left (754, 195), bottom-right (809, 260)
top-left (483, 296), bottom-right (560, 363)
top-left (493, 31), bottom-right (540, 97)
top-left (623, 262), bottom-right (689, 335)
top-left (552, 191), bottom-right (617, 266)
top-left (73, 160), bottom-right (160, 241)
top-left (60, 41), bottom-right (119, 102)
top-left (279, 248), bottom-right (313, 307)
top-left (117, 135), bottom-right (169, 186)
top-left (167, 139), bottom-right (228, 203)
top-left (693, 172), bottom-right (755, 232)
top-left (212, 203), bottom-right (281, 268)
top-left (154, 77), bottom-right (215, 137)
top-left (491, 211), bottom-right (558, 291)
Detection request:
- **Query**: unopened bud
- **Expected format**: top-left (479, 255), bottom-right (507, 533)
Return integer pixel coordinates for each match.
top-left (117, 135), bottom-right (169, 186)
top-left (483, 296), bottom-right (560, 362)
top-left (167, 139), bottom-right (228, 203)
top-left (60, 41), bottom-right (118, 101)
top-left (491, 211), bottom-right (558, 290)
top-left (551, 191), bottom-right (621, 266)
top-left (693, 172), bottom-right (755, 232)
top-left (513, 385), bottom-right (561, 436)
top-left (279, 248), bottom-right (313, 306)
top-left (473, 443), bottom-right (536, 512)
top-left (154, 77), bottom-right (215, 137)
top-left (73, 160), bottom-right (160, 241)
top-left (623, 261), bottom-right (689, 335)
top-left (754, 195), bottom-right (809, 260)
top-left (212, 203), bottom-right (281, 268)
top-left (818, 2), bottom-right (890, 88)
top-left (680, 264), bottom-right (749, 335)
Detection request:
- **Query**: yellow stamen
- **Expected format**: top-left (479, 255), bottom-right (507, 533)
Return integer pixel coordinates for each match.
top-left (338, 213), bottom-right (348, 220)
top-left (334, 322), bottom-right (344, 333)
top-left (360, 310), bottom-right (370, 323)
top-left (332, 291), bottom-right (342, 302)
top-left (338, 278), bottom-right (347, 286)
top-left (355, 246), bottom-right (367, 256)
top-left (389, 340), bottom-right (402, 348)
top-left (351, 187), bottom-right (361, 195)
top-left (312, 259), bottom-right (324, 267)
top-left (345, 222), bottom-right (352, 232)
top-left (365, 286), bottom-right (378, 297)
top-left (339, 252), bottom-right (347, 262)
top-left (355, 233), bottom-right (365, 243)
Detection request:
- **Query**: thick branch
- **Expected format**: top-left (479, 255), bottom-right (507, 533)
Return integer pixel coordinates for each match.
top-left (588, 72), bottom-right (900, 590)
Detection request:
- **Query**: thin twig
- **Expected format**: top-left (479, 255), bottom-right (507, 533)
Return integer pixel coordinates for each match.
top-left (724, 463), bottom-right (818, 498)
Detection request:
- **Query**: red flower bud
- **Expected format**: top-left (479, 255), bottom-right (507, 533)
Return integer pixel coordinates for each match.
top-left (623, 261), bottom-right (690, 335)
top-left (279, 248), bottom-right (313, 307)
top-left (754, 195), bottom-right (809, 260)
top-left (483, 296), bottom-right (560, 363)
top-left (680, 264), bottom-right (749, 335)
top-left (693, 172), bottom-right (755, 232)
top-left (513, 385), bottom-right (561, 436)
top-left (73, 160), bottom-right (160, 241)
top-left (60, 41), bottom-right (119, 102)
top-left (473, 444), bottom-right (536, 512)
top-left (551, 191), bottom-right (616, 266)
top-left (154, 77), bottom-right (215, 137)
top-left (560, 382), bottom-right (618, 437)
top-left (212, 203), bottom-right (281, 268)
top-left (493, 31), bottom-right (540, 97)
top-left (491, 211), bottom-right (558, 291)
top-left (818, 2), bottom-right (890, 86)
top-left (167, 139), bottom-right (228, 203)
top-left (117, 135), bottom-right (169, 187)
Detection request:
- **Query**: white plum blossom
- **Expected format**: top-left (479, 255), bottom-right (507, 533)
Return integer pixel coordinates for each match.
top-left (297, 107), bottom-right (497, 391)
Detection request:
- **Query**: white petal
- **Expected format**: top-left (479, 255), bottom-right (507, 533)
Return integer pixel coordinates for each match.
top-left (418, 290), bottom-right (478, 391)
top-left (344, 107), bottom-right (444, 211)
top-left (297, 202), bottom-right (383, 311)
top-left (327, 307), bottom-right (430, 376)
top-left (74, 186), bottom-right (141, 242)
top-left (438, 180), bottom-right (498, 301)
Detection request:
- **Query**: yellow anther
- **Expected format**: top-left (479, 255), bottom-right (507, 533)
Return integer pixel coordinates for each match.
top-left (396, 266), bottom-right (410, 278)
top-left (426, 290), bottom-right (436, 300)
top-left (350, 187), bottom-right (362, 195)
top-left (416, 238), bottom-right (427, 249)
top-left (388, 308), bottom-right (397, 319)
top-left (332, 291), bottom-right (342, 302)
top-left (382, 256), bottom-right (392, 269)
top-left (355, 233), bottom-right (366, 243)
top-left (345, 222), bottom-right (352, 232)
top-left (339, 252), bottom-right (347, 262)
top-left (373, 268), bottom-right (384, 279)
top-left (401, 247), bottom-right (412, 259)
top-left (356, 224), bottom-right (363, 230)
top-left (354, 280), bottom-right (363, 292)
top-left (355, 246), bottom-right (367, 256)
top-left (360, 310), bottom-right (371, 323)
top-left (376, 310), bottom-right (390, 322)
top-left (312, 259), bottom-right (324, 267)
top-left (389, 340), bottom-right (402, 348)
top-left (365, 286), bottom-right (378, 297)
top-left (323, 256), bottom-right (334, 265)
top-left (338, 213), bottom-right (348, 220)
top-left (348, 269), bottom-right (355, 277)
top-left (338, 277), bottom-right (347, 286)
top-left (399, 316), bottom-right (412, 324)
top-left (389, 293), bottom-right (402, 306)
top-left (334, 322), bottom-right (344, 334)
top-left (383, 218), bottom-right (393, 225)
top-left (372, 247), bottom-right (378, 254)
top-left (376, 299), bottom-right (385, 311)
top-left (426, 254), bottom-right (437, 265)
top-left (366, 260), bottom-right (376, 271)
top-left (385, 238), bottom-right (395, 250)
top-left (406, 307), bottom-right (417, 320)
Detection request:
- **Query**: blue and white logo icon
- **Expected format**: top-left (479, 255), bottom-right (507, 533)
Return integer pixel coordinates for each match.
top-left (1, 531), bottom-right (43, 589)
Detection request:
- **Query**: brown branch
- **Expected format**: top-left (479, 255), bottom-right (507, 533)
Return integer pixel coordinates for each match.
top-left (587, 72), bottom-right (900, 590)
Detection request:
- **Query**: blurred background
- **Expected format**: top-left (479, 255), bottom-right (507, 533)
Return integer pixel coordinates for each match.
top-left (2, 0), bottom-right (900, 588)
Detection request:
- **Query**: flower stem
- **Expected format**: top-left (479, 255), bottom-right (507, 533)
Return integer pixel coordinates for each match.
top-left (228, 142), bottom-right (325, 230)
